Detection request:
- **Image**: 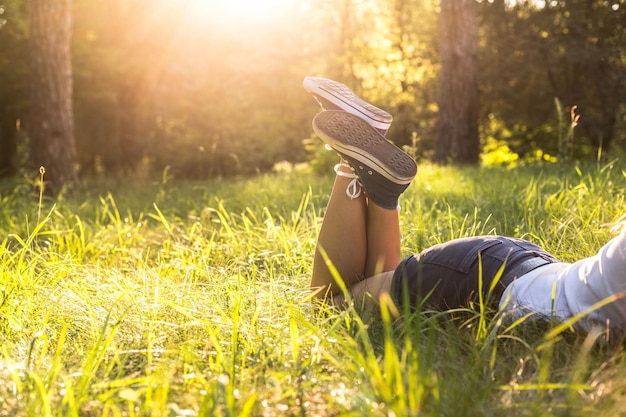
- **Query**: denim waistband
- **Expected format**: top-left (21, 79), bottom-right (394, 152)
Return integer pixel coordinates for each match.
top-left (498, 256), bottom-right (553, 291)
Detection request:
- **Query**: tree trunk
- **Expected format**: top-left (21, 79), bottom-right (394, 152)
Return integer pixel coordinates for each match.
top-left (0, 121), bottom-right (17, 177)
top-left (435, 0), bottom-right (479, 164)
top-left (29, 0), bottom-right (77, 192)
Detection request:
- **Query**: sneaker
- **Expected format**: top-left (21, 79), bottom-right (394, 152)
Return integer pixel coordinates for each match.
top-left (303, 76), bottom-right (392, 135)
top-left (312, 110), bottom-right (417, 210)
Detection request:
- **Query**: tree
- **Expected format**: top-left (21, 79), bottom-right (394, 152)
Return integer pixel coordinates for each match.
top-left (538, 0), bottom-right (625, 155)
top-left (29, 0), bottom-right (76, 191)
top-left (0, 1), bottom-right (28, 178)
top-left (435, 0), bottom-right (479, 164)
top-left (478, 0), bottom-right (626, 159)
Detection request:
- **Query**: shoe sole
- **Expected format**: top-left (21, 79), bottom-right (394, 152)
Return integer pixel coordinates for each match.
top-left (312, 111), bottom-right (416, 184)
top-left (303, 77), bottom-right (393, 130)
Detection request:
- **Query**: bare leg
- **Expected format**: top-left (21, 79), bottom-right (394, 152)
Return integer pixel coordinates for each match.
top-left (311, 162), bottom-right (404, 305)
top-left (306, 100), bottom-right (416, 304)
top-left (348, 204), bottom-right (402, 311)
top-left (311, 165), bottom-right (368, 297)
top-left (365, 203), bottom-right (401, 277)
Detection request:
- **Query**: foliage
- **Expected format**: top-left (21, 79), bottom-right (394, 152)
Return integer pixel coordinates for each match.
top-left (480, 137), bottom-right (520, 168)
top-left (330, 0), bottom-right (441, 151)
top-left (1, 162), bottom-right (626, 415)
top-left (302, 133), bottom-right (338, 176)
top-left (0, 0), bottom-right (624, 179)
top-left (71, 0), bottom-right (320, 177)
top-left (480, 113), bottom-right (517, 168)
top-left (478, 0), bottom-right (626, 157)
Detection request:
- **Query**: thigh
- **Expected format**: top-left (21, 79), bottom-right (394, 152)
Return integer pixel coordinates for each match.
top-left (346, 270), bottom-right (395, 312)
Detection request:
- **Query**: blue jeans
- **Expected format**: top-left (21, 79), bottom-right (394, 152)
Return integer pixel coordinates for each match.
top-left (391, 236), bottom-right (560, 309)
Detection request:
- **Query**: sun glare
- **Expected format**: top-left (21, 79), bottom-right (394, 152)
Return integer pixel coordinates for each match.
top-left (189, 0), bottom-right (296, 25)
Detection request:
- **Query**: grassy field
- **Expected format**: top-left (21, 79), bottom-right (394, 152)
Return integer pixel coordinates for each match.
top-left (1, 161), bottom-right (626, 417)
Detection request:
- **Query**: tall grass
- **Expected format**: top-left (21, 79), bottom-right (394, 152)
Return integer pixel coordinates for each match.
top-left (0, 161), bottom-right (625, 416)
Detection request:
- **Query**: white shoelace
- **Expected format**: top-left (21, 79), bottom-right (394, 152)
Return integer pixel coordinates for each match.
top-left (334, 163), bottom-right (362, 199)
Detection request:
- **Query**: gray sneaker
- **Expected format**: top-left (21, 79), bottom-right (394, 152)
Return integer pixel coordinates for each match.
top-left (303, 76), bottom-right (392, 135)
top-left (312, 110), bottom-right (416, 209)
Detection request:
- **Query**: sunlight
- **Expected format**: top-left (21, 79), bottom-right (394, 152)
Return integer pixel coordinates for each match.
top-left (188, 0), bottom-right (296, 24)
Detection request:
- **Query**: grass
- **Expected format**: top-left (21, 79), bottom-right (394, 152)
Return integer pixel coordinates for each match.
top-left (0, 161), bottom-right (626, 416)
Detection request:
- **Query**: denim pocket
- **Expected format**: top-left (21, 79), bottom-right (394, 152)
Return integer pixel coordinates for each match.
top-left (419, 236), bottom-right (504, 274)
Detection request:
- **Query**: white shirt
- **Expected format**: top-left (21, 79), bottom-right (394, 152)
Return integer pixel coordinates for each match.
top-left (499, 232), bottom-right (626, 333)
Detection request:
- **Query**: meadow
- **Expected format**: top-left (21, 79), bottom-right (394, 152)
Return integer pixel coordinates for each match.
top-left (1, 161), bottom-right (626, 417)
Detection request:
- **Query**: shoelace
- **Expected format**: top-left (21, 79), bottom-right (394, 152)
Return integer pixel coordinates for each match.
top-left (334, 163), bottom-right (362, 199)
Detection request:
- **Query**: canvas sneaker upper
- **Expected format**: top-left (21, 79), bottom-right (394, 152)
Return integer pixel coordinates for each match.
top-left (312, 110), bottom-right (416, 209)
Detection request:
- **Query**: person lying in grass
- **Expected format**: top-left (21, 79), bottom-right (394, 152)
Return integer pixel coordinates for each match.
top-left (303, 76), bottom-right (626, 335)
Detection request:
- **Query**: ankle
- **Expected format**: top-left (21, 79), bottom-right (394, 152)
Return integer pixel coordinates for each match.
top-left (334, 161), bottom-right (353, 176)
top-left (333, 163), bottom-right (362, 199)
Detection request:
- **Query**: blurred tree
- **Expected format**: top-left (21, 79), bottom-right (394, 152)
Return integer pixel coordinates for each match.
top-left (538, 0), bottom-right (625, 155)
top-left (435, 0), bottom-right (479, 163)
top-left (72, 0), bottom-right (171, 175)
top-left (385, 0), bottom-right (439, 149)
top-left (71, 0), bottom-right (320, 178)
top-left (29, 0), bottom-right (77, 191)
top-left (0, 1), bottom-right (28, 177)
top-left (3, 0), bottom-right (624, 180)
top-left (478, 0), bottom-right (626, 159)
top-left (316, 0), bottom-right (440, 153)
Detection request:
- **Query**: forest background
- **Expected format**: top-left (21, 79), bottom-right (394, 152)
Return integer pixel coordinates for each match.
top-left (0, 0), bottom-right (625, 181)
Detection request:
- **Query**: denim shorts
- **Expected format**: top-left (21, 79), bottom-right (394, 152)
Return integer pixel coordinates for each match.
top-left (390, 236), bottom-right (560, 309)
